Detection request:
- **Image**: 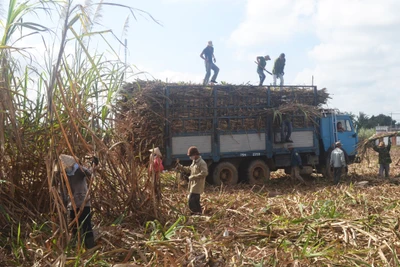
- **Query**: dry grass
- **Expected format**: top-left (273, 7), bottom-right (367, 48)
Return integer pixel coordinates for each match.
top-left (4, 147), bottom-right (400, 266)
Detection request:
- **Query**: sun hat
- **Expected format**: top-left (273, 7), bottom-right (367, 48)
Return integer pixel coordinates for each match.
top-left (187, 146), bottom-right (200, 156)
top-left (59, 154), bottom-right (79, 176)
top-left (149, 147), bottom-right (162, 157)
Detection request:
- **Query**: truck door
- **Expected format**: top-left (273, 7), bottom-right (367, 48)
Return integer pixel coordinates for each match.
top-left (336, 116), bottom-right (358, 156)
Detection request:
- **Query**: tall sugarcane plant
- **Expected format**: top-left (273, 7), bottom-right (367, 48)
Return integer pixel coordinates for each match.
top-left (0, 0), bottom-right (160, 263)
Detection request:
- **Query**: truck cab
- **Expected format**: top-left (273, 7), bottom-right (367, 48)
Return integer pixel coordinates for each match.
top-left (319, 110), bottom-right (358, 162)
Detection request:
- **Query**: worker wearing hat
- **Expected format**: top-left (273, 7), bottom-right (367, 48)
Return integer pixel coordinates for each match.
top-left (176, 146), bottom-right (208, 215)
top-left (149, 147), bottom-right (164, 201)
top-left (330, 141), bottom-right (347, 185)
top-left (59, 154), bottom-right (99, 249)
top-left (256, 55), bottom-right (271, 86)
top-left (371, 138), bottom-right (392, 178)
top-left (200, 41), bottom-right (219, 86)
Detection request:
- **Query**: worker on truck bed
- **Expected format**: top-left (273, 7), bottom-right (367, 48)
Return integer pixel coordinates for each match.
top-left (330, 141), bottom-right (347, 185)
top-left (256, 55), bottom-right (271, 86)
top-left (273, 53), bottom-right (286, 87)
top-left (200, 41), bottom-right (219, 86)
top-left (371, 138), bottom-right (392, 178)
top-left (176, 146), bottom-right (208, 215)
top-left (280, 114), bottom-right (293, 143)
top-left (288, 144), bottom-right (305, 184)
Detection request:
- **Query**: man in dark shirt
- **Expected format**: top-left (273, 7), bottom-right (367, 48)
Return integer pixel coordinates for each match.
top-left (59, 154), bottom-right (99, 249)
top-left (256, 55), bottom-right (271, 86)
top-left (200, 41), bottom-right (219, 85)
top-left (273, 53), bottom-right (286, 87)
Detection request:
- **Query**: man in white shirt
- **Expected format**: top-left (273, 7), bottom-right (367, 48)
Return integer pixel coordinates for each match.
top-left (330, 141), bottom-right (347, 185)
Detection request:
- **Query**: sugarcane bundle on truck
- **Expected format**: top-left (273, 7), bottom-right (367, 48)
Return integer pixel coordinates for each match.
top-left (116, 82), bottom-right (358, 185)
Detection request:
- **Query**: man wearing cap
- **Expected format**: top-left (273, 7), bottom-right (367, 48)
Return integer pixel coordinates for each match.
top-left (59, 154), bottom-right (98, 249)
top-left (288, 144), bottom-right (305, 184)
top-left (272, 53), bottom-right (286, 87)
top-left (200, 41), bottom-right (219, 86)
top-left (176, 146), bottom-right (208, 215)
top-left (371, 138), bottom-right (392, 178)
top-left (148, 147), bottom-right (164, 201)
top-left (330, 142), bottom-right (347, 185)
top-left (256, 55), bottom-right (271, 86)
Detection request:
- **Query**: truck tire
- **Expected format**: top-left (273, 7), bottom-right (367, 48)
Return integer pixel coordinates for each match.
top-left (213, 162), bottom-right (238, 186)
top-left (247, 160), bottom-right (270, 185)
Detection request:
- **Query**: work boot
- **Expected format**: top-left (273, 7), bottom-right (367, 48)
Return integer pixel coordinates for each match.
top-left (84, 236), bottom-right (96, 249)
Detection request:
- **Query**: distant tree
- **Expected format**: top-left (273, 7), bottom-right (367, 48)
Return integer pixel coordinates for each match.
top-left (369, 114), bottom-right (394, 128)
top-left (355, 112), bottom-right (370, 129)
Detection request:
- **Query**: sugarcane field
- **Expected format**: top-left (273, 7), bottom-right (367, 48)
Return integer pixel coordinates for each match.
top-left (2, 1), bottom-right (400, 266)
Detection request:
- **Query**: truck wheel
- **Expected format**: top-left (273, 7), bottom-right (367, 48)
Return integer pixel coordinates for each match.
top-left (247, 160), bottom-right (270, 185)
top-left (213, 162), bottom-right (238, 186)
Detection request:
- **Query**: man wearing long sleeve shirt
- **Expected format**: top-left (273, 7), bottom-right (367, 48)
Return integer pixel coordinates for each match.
top-left (330, 142), bottom-right (347, 185)
top-left (371, 138), bottom-right (392, 178)
top-left (176, 146), bottom-right (208, 215)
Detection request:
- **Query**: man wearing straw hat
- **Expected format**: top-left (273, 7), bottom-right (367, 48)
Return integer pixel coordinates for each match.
top-left (176, 146), bottom-right (208, 215)
top-left (288, 144), bottom-right (305, 184)
top-left (330, 141), bottom-right (347, 185)
top-left (371, 138), bottom-right (392, 178)
top-left (200, 41), bottom-right (219, 86)
top-left (148, 147), bottom-right (164, 201)
top-left (59, 154), bottom-right (98, 249)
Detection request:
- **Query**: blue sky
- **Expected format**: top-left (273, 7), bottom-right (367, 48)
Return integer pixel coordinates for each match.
top-left (3, 0), bottom-right (400, 122)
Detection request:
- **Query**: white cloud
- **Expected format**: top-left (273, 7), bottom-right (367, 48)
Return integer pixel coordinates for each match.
top-left (229, 0), bottom-right (316, 46)
top-left (232, 0), bottom-right (400, 116)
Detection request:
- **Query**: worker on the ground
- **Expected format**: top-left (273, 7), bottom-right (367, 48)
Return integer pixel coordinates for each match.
top-left (371, 138), bottom-right (392, 178)
top-left (176, 146), bottom-right (208, 215)
top-left (149, 147), bottom-right (164, 201)
top-left (272, 53), bottom-right (286, 87)
top-left (256, 55), bottom-right (271, 86)
top-left (200, 41), bottom-right (219, 86)
top-left (280, 114), bottom-right (293, 143)
top-left (288, 144), bottom-right (305, 184)
top-left (330, 141), bottom-right (347, 185)
top-left (337, 122), bottom-right (345, 132)
top-left (59, 154), bottom-right (99, 249)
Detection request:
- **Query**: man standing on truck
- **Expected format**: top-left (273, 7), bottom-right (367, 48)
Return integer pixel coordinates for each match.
top-left (273, 53), bottom-right (286, 87)
top-left (256, 55), bottom-right (271, 86)
top-left (288, 144), bottom-right (305, 184)
top-left (176, 146), bottom-right (208, 215)
top-left (200, 41), bottom-right (219, 86)
top-left (330, 142), bottom-right (347, 185)
top-left (371, 138), bottom-right (392, 178)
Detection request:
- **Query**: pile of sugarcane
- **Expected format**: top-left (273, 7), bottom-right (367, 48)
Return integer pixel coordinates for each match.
top-left (115, 81), bottom-right (330, 157)
top-left (357, 131), bottom-right (399, 162)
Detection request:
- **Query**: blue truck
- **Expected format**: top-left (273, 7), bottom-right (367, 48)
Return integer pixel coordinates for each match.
top-left (163, 85), bottom-right (358, 185)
